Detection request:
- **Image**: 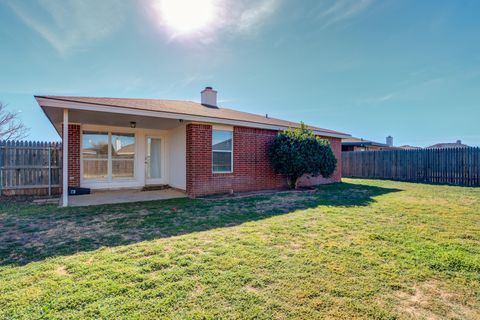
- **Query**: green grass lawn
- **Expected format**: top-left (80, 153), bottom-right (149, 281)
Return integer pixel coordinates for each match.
top-left (0, 179), bottom-right (479, 319)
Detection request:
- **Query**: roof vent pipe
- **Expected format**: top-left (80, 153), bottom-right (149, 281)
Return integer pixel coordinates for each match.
top-left (201, 87), bottom-right (218, 108)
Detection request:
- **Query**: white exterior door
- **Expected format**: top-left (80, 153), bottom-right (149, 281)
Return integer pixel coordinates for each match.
top-left (145, 136), bottom-right (166, 185)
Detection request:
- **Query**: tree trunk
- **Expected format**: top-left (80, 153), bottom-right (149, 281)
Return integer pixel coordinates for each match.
top-left (287, 176), bottom-right (300, 189)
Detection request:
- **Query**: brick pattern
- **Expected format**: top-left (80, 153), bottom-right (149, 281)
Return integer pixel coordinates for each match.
top-left (186, 124), bottom-right (342, 197)
top-left (62, 124), bottom-right (81, 188)
top-left (231, 127), bottom-right (285, 192)
top-left (186, 124), bottom-right (213, 196)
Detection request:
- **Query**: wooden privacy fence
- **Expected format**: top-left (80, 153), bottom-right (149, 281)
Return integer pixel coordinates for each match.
top-left (0, 140), bottom-right (62, 196)
top-left (342, 147), bottom-right (480, 187)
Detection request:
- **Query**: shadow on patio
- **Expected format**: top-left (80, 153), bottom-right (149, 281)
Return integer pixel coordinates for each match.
top-left (0, 182), bottom-right (401, 266)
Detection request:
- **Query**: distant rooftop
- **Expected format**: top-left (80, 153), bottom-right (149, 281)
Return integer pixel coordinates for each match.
top-left (398, 145), bottom-right (422, 150)
top-left (342, 137), bottom-right (389, 148)
top-left (426, 140), bottom-right (470, 149)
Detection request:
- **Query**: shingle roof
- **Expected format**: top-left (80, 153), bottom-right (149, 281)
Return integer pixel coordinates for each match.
top-left (35, 95), bottom-right (350, 138)
top-left (426, 143), bottom-right (469, 149)
top-left (398, 145), bottom-right (422, 150)
top-left (342, 137), bottom-right (388, 147)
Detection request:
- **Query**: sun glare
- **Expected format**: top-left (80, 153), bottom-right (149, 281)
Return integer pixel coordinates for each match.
top-left (155, 0), bottom-right (216, 35)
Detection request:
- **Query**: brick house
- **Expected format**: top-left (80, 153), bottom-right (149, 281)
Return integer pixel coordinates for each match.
top-left (36, 87), bottom-right (350, 206)
top-left (342, 137), bottom-right (392, 152)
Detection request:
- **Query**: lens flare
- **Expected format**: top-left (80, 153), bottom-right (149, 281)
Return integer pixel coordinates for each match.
top-left (155, 0), bottom-right (216, 35)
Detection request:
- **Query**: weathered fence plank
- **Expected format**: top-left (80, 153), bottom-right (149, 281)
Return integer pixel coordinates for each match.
top-left (342, 147), bottom-right (480, 187)
top-left (0, 140), bottom-right (62, 196)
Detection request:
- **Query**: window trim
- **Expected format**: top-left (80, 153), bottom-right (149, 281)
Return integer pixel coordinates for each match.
top-left (81, 130), bottom-right (137, 182)
top-left (212, 129), bottom-right (233, 174)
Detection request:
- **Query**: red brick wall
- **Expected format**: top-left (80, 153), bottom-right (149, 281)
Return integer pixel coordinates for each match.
top-left (186, 123), bottom-right (212, 196)
top-left (232, 126), bottom-right (285, 192)
top-left (186, 124), bottom-right (342, 197)
top-left (61, 124), bottom-right (81, 188)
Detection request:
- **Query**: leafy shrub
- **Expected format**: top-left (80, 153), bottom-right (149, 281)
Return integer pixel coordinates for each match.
top-left (268, 123), bottom-right (337, 189)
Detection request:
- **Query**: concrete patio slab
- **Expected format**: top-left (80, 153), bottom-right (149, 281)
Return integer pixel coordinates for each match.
top-left (68, 188), bottom-right (186, 207)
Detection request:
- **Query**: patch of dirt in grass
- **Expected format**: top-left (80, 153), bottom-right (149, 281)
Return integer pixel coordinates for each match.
top-left (244, 285), bottom-right (260, 294)
top-left (85, 256), bottom-right (95, 265)
top-left (54, 265), bottom-right (69, 276)
top-left (161, 244), bottom-right (174, 253)
top-left (251, 192), bottom-right (317, 213)
top-left (190, 283), bottom-right (205, 299)
top-left (287, 241), bottom-right (303, 252)
top-left (395, 280), bottom-right (479, 320)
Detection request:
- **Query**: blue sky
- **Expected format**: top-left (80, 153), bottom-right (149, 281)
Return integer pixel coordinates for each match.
top-left (0, 0), bottom-right (479, 147)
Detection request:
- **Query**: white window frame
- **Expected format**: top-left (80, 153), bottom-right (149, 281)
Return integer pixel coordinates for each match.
top-left (81, 130), bottom-right (137, 182)
top-left (111, 132), bottom-right (136, 180)
top-left (212, 129), bottom-right (233, 174)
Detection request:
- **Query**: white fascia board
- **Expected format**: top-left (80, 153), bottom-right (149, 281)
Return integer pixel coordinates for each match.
top-left (36, 97), bottom-right (350, 139)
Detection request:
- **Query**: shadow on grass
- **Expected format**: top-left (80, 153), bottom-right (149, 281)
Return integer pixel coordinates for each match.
top-left (0, 182), bottom-right (401, 266)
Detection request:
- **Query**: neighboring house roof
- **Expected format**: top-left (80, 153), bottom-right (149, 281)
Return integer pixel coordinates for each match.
top-left (342, 137), bottom-right (389, 148)
top-left (398, 145), bottom-right (422, 150)
top-left (116, 143), bottom-right (135, 155)
top-left (82, 149), bottom-right (97, 155)
top-left (426, 142), bottom-right (469, 149)
top-left (212, 139), bottom-right (232, 150)
top-left (35, 95), bottom-right (350, 139)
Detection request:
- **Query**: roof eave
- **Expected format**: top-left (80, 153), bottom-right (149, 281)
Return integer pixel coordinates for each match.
top-left (35, 96), bottom-right (351, 139)
top-left (36, 96), bottom-right (63, 138)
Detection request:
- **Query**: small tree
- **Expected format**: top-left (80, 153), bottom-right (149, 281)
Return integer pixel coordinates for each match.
top-left (268, 123), bottom-right (337, 189)
top-left (0, 102), bottom-right (28, 140)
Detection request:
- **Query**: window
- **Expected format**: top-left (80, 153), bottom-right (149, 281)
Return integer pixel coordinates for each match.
top-left (82, 131), bottom-right (108, 180)
top-left (111, 133), bottom-right (135, 178)
top-left (212, 130), bottom-right (232, 173)
top-left (82, 131), bottom-right (136, 180)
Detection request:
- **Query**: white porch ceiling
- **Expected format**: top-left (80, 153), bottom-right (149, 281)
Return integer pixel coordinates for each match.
top-left (43, 106), bottom-right (184, 134)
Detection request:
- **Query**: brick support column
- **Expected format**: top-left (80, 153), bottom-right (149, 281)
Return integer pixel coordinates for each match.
top-left (61, 124), bottom-right (81, 188)
top-left (186, 123), bottom-right (212, 197)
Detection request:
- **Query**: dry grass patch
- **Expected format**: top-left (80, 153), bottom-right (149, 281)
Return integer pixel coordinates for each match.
top-left (54, 265), bottom-right (69, 276)
top-left (395, 280), bottom-right (480, 320)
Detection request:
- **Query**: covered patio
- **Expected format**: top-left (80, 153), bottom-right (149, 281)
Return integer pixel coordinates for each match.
top-left (36, 96), bottom-right (189, 207)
